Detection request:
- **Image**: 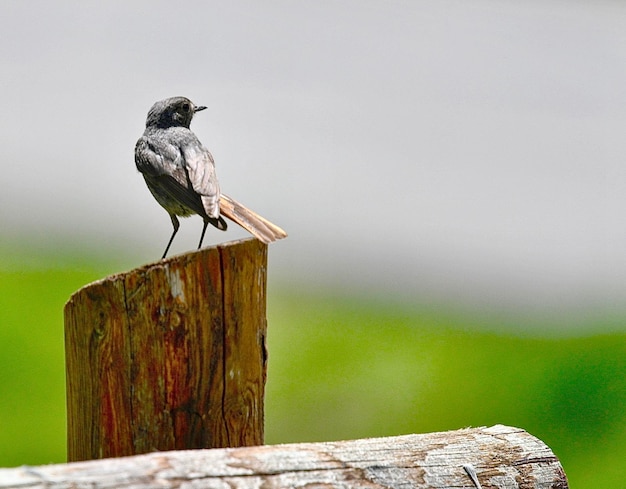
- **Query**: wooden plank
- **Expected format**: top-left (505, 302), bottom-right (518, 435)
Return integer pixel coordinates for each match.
top-left (0, 426), bottom-right (569, 488)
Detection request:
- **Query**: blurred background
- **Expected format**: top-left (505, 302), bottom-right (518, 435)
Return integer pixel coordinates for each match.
top-left (1, 1), bottom-right (625, 487)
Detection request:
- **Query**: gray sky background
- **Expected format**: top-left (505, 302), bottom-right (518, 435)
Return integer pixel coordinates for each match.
top-left (2, 1), bottom-right (626, 326)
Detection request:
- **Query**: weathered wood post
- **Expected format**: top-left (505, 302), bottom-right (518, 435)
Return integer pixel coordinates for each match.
top-left (64, 238), bottom-right (268, 462)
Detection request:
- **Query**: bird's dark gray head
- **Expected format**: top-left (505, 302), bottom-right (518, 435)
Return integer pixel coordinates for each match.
top-left (145, 96), bottom-right (207, 129)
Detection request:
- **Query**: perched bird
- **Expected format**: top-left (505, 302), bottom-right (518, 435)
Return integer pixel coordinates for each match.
top-left (135, 96), bottom-right (287, 258)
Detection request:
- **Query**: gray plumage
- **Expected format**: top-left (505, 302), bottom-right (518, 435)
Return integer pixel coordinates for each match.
top-left (135, 96), bottom-right (287, 259)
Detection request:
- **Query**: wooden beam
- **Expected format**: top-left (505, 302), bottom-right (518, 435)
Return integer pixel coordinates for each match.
top-left (0, 425), bottom-right (569, 488)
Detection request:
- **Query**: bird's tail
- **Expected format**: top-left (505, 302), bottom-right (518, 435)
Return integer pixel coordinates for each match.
top-left (219, 194), bottom-right (287, 244)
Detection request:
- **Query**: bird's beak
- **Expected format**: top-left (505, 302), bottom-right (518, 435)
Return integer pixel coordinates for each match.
top-left (194, 105), bottom-right (207, 113)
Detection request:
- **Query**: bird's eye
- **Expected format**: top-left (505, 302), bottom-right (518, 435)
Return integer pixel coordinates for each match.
top-left (182, 103), bottom-right (190, 112)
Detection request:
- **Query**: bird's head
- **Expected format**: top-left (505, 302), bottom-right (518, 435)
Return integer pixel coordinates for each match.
top-left (145, 96), bottom-right (207, 129)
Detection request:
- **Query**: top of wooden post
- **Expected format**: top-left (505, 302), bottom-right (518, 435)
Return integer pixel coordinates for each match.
top-left (64, 238), bottom-right (269, 461)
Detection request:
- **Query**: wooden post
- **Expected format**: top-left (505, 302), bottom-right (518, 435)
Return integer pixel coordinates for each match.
top-left (0, 426), bottom-right (569, 488)
top-left (64, 238), bottom-right (268, 462)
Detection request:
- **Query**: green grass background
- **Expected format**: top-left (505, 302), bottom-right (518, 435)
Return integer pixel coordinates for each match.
top-left (0, 245), bottom-right (624, 488)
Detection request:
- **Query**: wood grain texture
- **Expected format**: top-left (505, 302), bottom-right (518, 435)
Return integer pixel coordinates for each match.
top-left (0, 426), bottom-right (569, 488)
top-left (64, 239), bottom-right (268, 462)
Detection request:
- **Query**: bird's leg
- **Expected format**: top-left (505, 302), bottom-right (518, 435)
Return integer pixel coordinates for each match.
top-left (198, 219), bottom-right (209, 250)
top-left (162, 215), bottom-right (180, 259)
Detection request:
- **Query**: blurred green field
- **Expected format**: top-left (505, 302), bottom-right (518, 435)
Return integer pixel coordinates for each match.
top-left (0, 247), bottom-right (624, 488)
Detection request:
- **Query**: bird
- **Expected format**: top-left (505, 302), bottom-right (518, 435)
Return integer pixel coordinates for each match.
top-left (135, 96), bottom-right (287, 259)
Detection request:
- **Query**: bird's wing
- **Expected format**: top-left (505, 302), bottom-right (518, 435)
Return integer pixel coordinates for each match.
top-left (135, 135), bottom-right (186, 182)
top-left (181, 139), bottom-right (221, 220)
top-left (135, 135), bottom-right (207, 217)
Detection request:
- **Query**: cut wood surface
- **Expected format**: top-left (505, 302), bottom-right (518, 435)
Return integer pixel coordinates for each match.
top-left (64, 238), bottom-right (268, 462)
top-left (0, 425), bottom-right (569, 488)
